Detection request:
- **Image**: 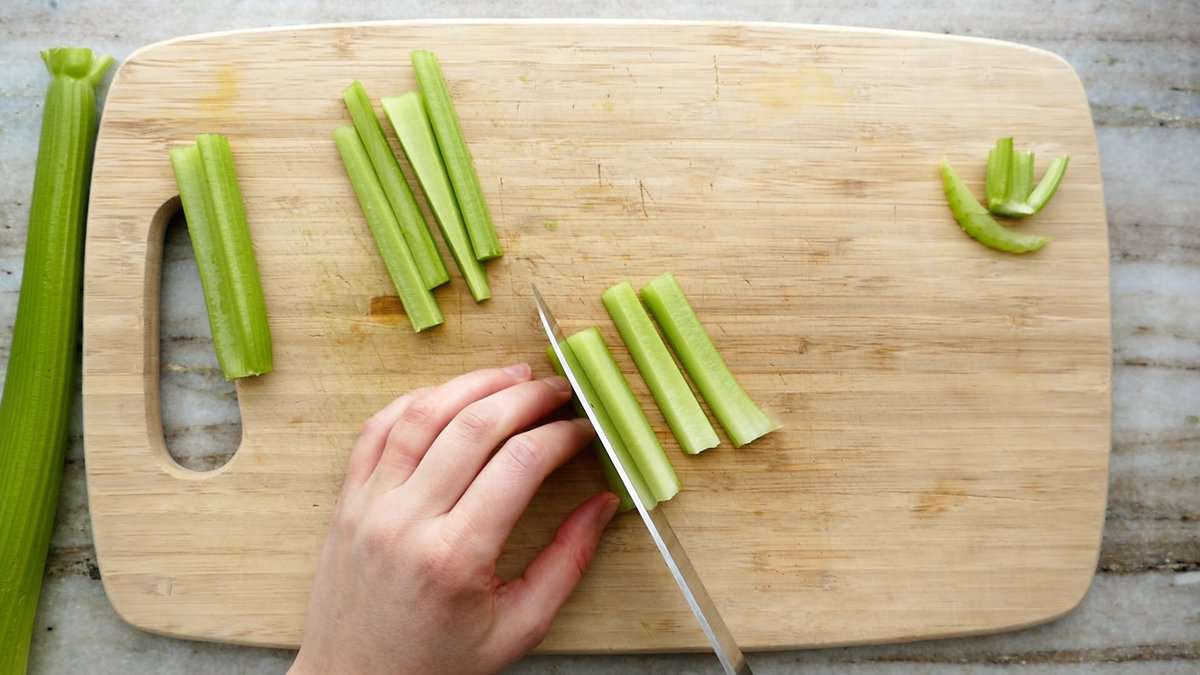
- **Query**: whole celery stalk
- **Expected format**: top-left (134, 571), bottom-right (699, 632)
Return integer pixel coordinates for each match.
top-left (411, 50), bottom-right (503, 261)
top-left (639, 274), bottom-right (779, 448)
top-left (0, 47), bottom-right (112, 674)
top-left (567, 328), bottom-right (680, 502)
top-left (333, 126), bottom-right (444, 332)
top-left (342, 81), bottom-right (448, 289)
top-left (170, 135), bottom-right (273, 377)
top-left (603, 281), bottom-right (719, 454)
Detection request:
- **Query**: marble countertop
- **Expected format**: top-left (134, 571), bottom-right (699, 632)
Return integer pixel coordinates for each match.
top-left (2, 1), bottom-right (1196, 673)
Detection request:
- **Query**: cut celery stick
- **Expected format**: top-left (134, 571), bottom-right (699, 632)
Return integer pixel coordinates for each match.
top-left (639, 274), bottom-right (779, 448)
top-left (940, 161), bottom-right (1048, 254)
top-left (602, 281), bottom-right (719, 455)
top-left (170, 134), bottom-right (273, 379)
top-left (411, 50), bottom-right (502, 261)
top-left (1026, 156), bottom-right (1070, 214)
top-left (567, 328), bottom-right (680, 502)
top-left (0, 47), bottom-right (112, 673)
top-left (334, 126), bottom-right (443, 332)
top-left (548, 344), bottom-right (656, 512)
top-left (984, 137), bottom-right (1012, 210)
top-left (342, 81), bottom-right (448, 290)
top-left (382, 92), bottom-right (491, 302)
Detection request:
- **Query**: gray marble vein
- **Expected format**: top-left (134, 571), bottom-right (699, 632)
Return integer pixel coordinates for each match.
top-left (2, 0), bottom-right (1197, 672)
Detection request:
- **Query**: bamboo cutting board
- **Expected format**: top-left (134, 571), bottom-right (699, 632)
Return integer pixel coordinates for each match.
top-left (82, 21), bottom-right (1111, 651)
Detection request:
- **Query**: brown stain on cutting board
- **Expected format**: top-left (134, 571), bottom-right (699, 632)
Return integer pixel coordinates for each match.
top-left (199, 64), bottom-right (238, 113)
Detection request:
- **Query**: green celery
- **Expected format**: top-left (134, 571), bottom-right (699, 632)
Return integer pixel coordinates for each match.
top-left (602, 281), bottom-right (718, 455)
top-left (1027, 156), bottom-right (1070, 214)
top-left (333, 126), bottom-right (443, 332)
top-left (0, 47), bottom-right (112, 673)
top-left (411, 50), bottom-right (503, 261)
top-left (342, 81), bottom-right (448, 290)
top-left (984, 137), bottom-right (1069, 218)
top-left (382, 92), bottom-right (491, 302)
top-left (170, 134), bottom-right (274, 378)
top-left (639, 274), bottom-right (779, 448)
top-left (548, 345), bottom-right (656, 512)
top-left (984, 137), bottom-right (1012, 209)
top-left (566, 328), bottom-right (680, 502)
top-left (941, 161), bottom-right (1049, 254)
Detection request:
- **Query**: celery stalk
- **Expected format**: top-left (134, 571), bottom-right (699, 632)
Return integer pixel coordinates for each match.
top-left (170, 135), bottom-right (273, 377)
top-left (566, 328), bottom-right (680, 502)
top-left (639, 274), bottom-right (779, 448)
top-left (984, 137), bottom-right (1069, 218)
top-left (0, 47), bottom-right (112, 673)
top-left (985, 137), bottom-right (1012, 210)
top-left (382, 92), bottom-right (491, 302)
top-left (411, 50), bottom-right (503, 261)
top-left (548, 345), bottom-right (655, 512)
top-left (334, 126), bottom-right (443, 332)
top-left (342, 81), bottom-right (448, 290)
top-left (940, 161), bottom-right (1049, 254)
top-left (1027, 156), bottom-right (1070, 214)
top-left (603, 282), bottom-right (719, 455)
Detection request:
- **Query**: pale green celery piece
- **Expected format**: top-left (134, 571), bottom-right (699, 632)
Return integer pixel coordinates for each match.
top-left (333, 126), bottom-right (443, 332)
top-left (170, 134), bottom-right (273, 378)
top-left (985, 136), bottom-right (1013, 209)
top-left (0, 47), bottom-right (112, 674)
top-left (548, 344), bottom-right (657, 512)
top-left (567, 328), bottom-right (680, 502)
top-left (602, 281), bottom-right (719, 455)
top-left (1026, 156), bottom-right (1071, 214)
top-left (342, 81), bottom-right (448, 290)
top-left (411, 50), bottom-right (503, 261)
top-left (382, 92), bottom-right (491, 302)
top-left (940, 161), bottom-right (1048, 254)
top-left (639, 274), bottom-right (779, 448)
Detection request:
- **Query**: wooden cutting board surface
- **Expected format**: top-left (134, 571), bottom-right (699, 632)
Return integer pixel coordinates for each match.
top-left (82, 20), bottom-right (1111, 651)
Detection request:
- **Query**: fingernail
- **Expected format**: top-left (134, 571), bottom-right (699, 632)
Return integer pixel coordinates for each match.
top-left (572, 417), bottom-right (596, 435)
top-left (504, 362), bottom-right (531, 378)
top-left (545, 375), bottom-right (571, 392)
top-left (597, 493), bottom-right (620, 525)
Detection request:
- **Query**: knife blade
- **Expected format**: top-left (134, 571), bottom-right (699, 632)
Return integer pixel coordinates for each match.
top-left (532, 285), bottom-right (752, 675)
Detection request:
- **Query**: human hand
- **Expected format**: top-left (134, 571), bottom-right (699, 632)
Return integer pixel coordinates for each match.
top-left (289, 364), bottom-right (620, 675)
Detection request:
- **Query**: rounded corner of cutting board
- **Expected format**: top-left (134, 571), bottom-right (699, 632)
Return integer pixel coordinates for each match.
top-left (84, 19), bottom-right (1112, 652)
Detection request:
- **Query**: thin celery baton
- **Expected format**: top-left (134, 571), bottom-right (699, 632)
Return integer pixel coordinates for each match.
top-left (639, 274), bottom-right (779, 448)
top-left (334, 126), bottom-right (443, 332)
top-left (411, 50), bottom-right (503, 260)
top-left (382, 92), bottom-right (491, 302)
top-left (603, 281), bottom-right (719, 455)
top-left (566, 328), bottom-right (680, 502)
top-left (342, 81), bottom-right (448, 289)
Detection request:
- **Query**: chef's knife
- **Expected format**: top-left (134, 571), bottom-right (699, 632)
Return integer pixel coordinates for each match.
top-left (532, 285), bottom-right (752, 675)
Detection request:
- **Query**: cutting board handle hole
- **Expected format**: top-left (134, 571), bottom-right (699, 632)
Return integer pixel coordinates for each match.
top-left (152, 195), bottom-right (243, 473)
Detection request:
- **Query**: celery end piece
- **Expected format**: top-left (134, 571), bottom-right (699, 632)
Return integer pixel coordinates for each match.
top-left (334, 126), bottom-right (444, 332)
top-left (548, 345), bottom-right (656, 512)
top-left (411, 50), bottom-right (503, 261)
top-left (639, 275), bottom-right (779, 448)
top-left (1027, 156), bottom-right (1070, 214)
top-left (342, 81), bottom-right (448, 290)
top-left (0, 47), bottom-right (110, 673)
top-left (940, 162), bottom-right (1048, 254)
top-left (602, 281), bottom-right (719, 455)
top-left (566, 328), bottom-right (680, 502)
top-left (382, 92), bottom-right (491, 302)
top-left (170, 135), bottom-right (274, 378)
top-left (984, 137), bottom-right (1012, 209)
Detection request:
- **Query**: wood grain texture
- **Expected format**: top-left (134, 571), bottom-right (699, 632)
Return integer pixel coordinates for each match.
top-left (81, 21), bottom-right (1111, 651)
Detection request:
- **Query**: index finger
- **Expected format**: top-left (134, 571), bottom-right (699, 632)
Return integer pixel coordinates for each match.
top-left (448, 418), bottom-right (595, 556)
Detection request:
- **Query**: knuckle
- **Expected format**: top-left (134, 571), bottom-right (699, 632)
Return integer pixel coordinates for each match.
top-left (455, 405), bottom-right (495, 440)
top-left (400, 396), bottom-right (436, 427)
top-left (520, 615), bottom-right (553, 649)
top-left (359, 415), bottom-right (390, 439)
top-left (504, 433), bottom-right (544, 475)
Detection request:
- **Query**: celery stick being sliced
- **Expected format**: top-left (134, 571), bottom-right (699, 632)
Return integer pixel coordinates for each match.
top-left (0, 47), bottom-right (112, 673)
top-left (342, 81), bottom-right (448, 290)
top-left (548, 345), bottom-right (655, 512)
top-left (382, 92), bottom-right (491, 302)
top-left (411, 50), bottom-right (503, 261)
top-left (639, 274), bottom-right (779, 448)
top-left (567, 328), bottom-right (680, 502)
top-left (170, 134), bottom-right (273, 379)
top-left (603, 281), bottom-right (719, 455)
top-left (334, 126), bottom-right (443, 332)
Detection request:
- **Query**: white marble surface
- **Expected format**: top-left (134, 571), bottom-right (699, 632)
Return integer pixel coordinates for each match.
top-left (1, 1), bottom-right (1197, 673)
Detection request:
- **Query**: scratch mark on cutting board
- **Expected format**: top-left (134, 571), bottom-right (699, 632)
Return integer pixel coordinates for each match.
top-left (712, 55), bottom-right (721, 100)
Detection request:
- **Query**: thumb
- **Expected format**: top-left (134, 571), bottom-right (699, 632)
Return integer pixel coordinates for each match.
top-left (494, 492), bottom-right (620, 653)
